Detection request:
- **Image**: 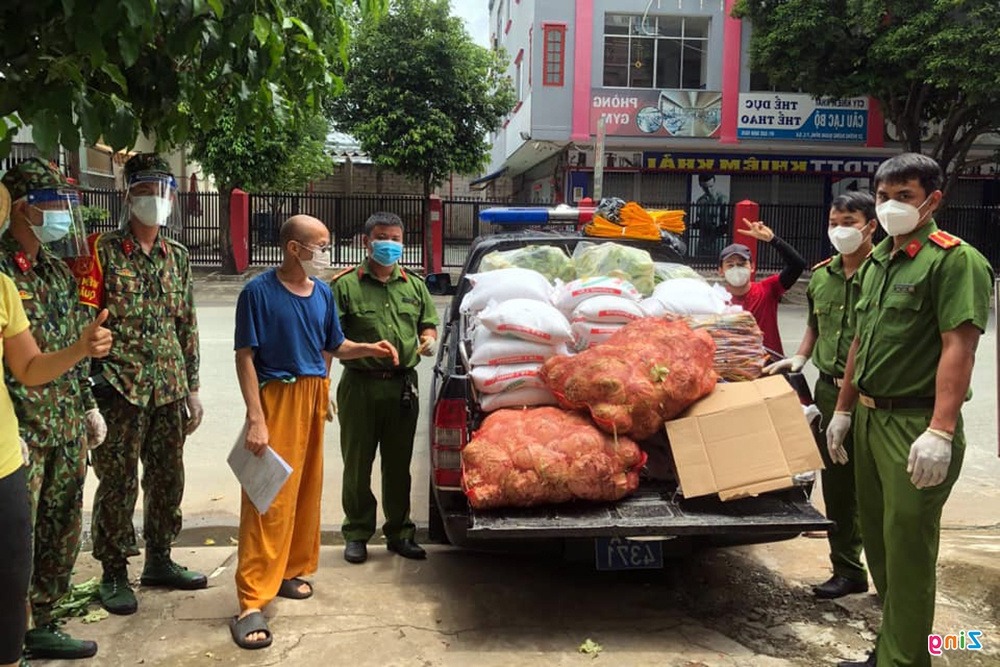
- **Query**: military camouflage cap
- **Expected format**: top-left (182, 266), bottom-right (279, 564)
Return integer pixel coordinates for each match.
top-left (1, 157), bottom-right (71, 200)
top-left (123, 152), bottom-right (173, 183)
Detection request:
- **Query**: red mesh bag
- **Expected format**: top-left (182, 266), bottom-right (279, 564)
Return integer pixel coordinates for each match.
top-left (461, 406), bottom-right (646, 510)
top-left (540, 318), bottom-right (717, 440)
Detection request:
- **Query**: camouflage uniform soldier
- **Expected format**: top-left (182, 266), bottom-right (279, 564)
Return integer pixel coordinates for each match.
top-left (71, 153), bottom-right (206, 616)
top-left (0, 159), bottom-right (101, 660)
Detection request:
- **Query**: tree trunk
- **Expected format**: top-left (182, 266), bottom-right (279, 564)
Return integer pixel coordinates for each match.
top-left (422, 174), bottom-right (433, 274)
top-left (219, 184), bottom-right (237, 274)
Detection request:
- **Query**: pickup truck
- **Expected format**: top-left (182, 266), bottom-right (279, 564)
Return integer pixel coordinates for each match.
top-left (425, 224), bottom-right (832, 569)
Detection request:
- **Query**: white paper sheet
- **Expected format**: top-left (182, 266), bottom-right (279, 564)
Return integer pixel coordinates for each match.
top-left (227, 427), bottom-right (292, 514)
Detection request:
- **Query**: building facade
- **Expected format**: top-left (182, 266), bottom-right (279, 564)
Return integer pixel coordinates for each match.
top-left (485, 0), bottom-right (999, 207)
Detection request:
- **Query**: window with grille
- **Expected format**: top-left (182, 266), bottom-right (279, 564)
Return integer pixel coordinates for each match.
top-left (543, 24), bottom-right (566, 86)
top-left (603, 13), bottom-right (709, 90)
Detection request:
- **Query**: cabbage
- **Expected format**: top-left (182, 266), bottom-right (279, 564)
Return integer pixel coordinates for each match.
top-left (572, 242), bottom-right (656, 296)
top-left (479, 245), bottom-right (576, 282)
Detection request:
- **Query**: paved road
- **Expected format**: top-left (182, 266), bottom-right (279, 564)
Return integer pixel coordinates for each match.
top-left (79, 278), bottom-right (1000, 537)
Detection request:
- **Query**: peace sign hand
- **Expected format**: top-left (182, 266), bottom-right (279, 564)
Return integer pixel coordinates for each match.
top-left (736, 218), bottom-right (775, 243)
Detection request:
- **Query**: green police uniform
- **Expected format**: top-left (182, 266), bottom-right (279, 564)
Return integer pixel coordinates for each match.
top-left (806, 254), bottom-right (867, 585)
top-left (332, 260), bottom-right (439, 543)
top-left (85, 227), bottom-right (200, 568)
top-left (0, 236), bottom-right (92, 627)
top-left (851, 221), bottom-right (993, 667)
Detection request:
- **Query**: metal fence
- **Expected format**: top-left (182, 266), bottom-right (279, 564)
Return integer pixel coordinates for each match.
top-left (79, 189), bottom-right (223, 266)
top-left (247, 192), bottom-right (426, 268)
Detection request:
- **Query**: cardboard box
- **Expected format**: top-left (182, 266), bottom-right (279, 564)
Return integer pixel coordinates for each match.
top-left (665, 375), bottom-right (824, 501)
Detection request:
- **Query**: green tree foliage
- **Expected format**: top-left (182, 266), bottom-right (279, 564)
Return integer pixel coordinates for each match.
top-left (0, 0), bottom-right (387, 156)
top-left (733, 0), bottom-right (1000, 196)
top-left (327, 0), bottom-right (515, 269)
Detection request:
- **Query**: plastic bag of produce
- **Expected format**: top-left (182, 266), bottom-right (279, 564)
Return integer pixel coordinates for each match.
top-left (653, 262), bottom-right (704, 284)
top-left (479, 387), bottom-right (558, 412)
top-left (571, 321), bottom-right (626, 350)
top-left (676, 312), bottom-right (768, 382)
top-left (470, 363), bottom-right (546, 394)
top-left (480, 245), bottom-right (576, 282)
top-left (541, 318), bottom-right (717, 440)
top-left (477, 298), bottom-right (574, 344)
top-left (460, 268), bottom-right (552, 313)
top-left (647, 278), bottom-right (731, 315)
top-left (570, 295), bottom-right (646, 324)
top-left (573, 242), bottom-right (656, 296)
top-left (552, 276), bottom-right (642, 314)
top-left (470, 328), bottom-right (569, 366)
top-left (461, 406), bottom-right (645, 509)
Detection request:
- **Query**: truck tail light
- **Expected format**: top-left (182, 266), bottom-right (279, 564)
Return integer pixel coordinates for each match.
top-left (432, 398), bottom-right (467, 488)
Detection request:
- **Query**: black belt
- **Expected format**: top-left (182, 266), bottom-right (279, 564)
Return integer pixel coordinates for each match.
top-left (348, 368), bottom-right (413, 380)
top-left (818, 372), bottom-right (844, 388)
top-left (858, 394), bottom-right (935, 411)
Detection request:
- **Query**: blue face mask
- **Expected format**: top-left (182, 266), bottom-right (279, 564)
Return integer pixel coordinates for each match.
top-left (370, 240), bottom-right (403, 266)
top-left (32, 210), bottom-right (73, 243)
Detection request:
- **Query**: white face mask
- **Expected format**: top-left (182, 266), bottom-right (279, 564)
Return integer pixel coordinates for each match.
top-left (876, 196), bottom-right (930, 237)
top-left (296, 243), bottom-right (327, 276)
top-left (724, 266), bottom-right (751, 287)
top-left (131, 196), bottom-right (172, 227)
top-left (828, 225), bottom-right (866, 255)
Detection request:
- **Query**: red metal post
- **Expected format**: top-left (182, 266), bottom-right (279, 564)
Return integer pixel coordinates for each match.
top-left (230, 188), bottom-right (249, 273)
top-left (428, 195), bottom-right (443, 274)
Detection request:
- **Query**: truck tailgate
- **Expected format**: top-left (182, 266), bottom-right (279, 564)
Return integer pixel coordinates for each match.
top-left (467, 484), bottom-right (831, 539)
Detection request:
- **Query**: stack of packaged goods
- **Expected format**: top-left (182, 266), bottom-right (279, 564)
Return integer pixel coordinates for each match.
top-left (552, 276), bottom-right (644, 350)
top-left (674, 312), bottom-right (768, 382)
top-left (461, 268), bottom-right (570, 412)
top-left (461, 406), bottom-right (646, 509)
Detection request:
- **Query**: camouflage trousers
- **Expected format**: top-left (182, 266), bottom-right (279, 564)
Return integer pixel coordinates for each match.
top-left (91, 390), bottom-right (186, 568)
top-left (25, 437), bottom-right (87, 626)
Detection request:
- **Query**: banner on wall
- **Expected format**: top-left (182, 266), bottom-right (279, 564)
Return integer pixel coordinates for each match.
top-left (590, 89), bottom-right (722, 138)
top-left (737, 93), bottom-right (868, 142)
top-left (642, 151), bottom-right (886, 175)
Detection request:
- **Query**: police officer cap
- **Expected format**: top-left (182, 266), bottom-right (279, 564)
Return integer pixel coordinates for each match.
top-left (123, 153), bottom-right (173, 183)
top-left (720, 243), bottom-right (752, 263)
top-left (1, 157), bottom-right (71, 201)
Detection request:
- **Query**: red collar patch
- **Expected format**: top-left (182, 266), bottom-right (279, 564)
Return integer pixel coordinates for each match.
top-left (904, 239), bottom-right (923, 259)
top-left (122, 238), bottom-right (136, 257)
top-left (13, 250), bottom-right (31, 273)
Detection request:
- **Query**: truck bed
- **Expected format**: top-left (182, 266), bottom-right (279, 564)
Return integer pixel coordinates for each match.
top-left (467, 482), bottom-right (830, 540)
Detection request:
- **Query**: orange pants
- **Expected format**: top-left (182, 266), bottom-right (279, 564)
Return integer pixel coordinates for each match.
top-left (236, 376), bottom-right (329, 611)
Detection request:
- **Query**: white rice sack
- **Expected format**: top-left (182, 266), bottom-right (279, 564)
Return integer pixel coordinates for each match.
top-left (477, 298), bottom-right (574, 344)
top-left (639, 297), bottom-right (668, 318)
top-left (460, 268), bottom-right (552, 313)
top-left (571, 321), bottom-right (626, 350)
top-left (570, 295), bottom-right (646, 324)
top-left (650, 278), bottom-right (731, 315)
top-left (470, 329), bottom-right (568, 366)
top-left (479, 387), bottom-right (558, 412)
top-left (470, 363), bottom-right (545, 394)
top-left (552, 276), bottom-right (642, 314)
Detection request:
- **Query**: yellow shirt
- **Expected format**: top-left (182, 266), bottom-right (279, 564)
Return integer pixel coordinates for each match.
top-left (1, 272), bottom-right (30, 478)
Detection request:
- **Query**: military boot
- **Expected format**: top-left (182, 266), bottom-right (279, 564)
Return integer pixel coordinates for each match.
top-left (99, 566), bottom-right (137, 615)
top-left (24, 623), bottom-right (98, 659)
top-left (140, 554), bottom-right (208, 590)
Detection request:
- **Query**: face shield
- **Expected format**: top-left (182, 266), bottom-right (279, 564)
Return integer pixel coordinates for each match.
top-left (25, 188), bottom-right (89, 258)
top-left (121, 173), bottom-right (180, 231)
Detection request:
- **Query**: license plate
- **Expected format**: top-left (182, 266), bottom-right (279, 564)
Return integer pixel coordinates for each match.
top-left (594, 537), bottom-right (664, 571)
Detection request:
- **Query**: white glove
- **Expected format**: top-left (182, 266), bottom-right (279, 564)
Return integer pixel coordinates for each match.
top-left (184, 392), bottom-right (204, 435)
top-left (762, 354), bottom-right (807, 375)
top-left (907, 429), bottom-right (952, 489)
top-left (417, 335), bottom-right (438, 357)
top-left (84, 408), bottom-right (108, 450)
top-left (825, 411), bottom-right (852, 465)
top-left (19, 437), bottom-right (29, 467)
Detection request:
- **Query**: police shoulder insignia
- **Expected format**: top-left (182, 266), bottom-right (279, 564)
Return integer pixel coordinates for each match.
top-left (811, 257), bottom-right (833, 271)
top-left (330, 267), bottom-right (354, 282)
top-left (928, 230), bottom-right (961, 250)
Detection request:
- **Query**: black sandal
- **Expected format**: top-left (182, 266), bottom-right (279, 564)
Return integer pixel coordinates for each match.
top-left (229, 612), bottom-right (273, 650)
top-left (277, 577), bottom-right (313, 600)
